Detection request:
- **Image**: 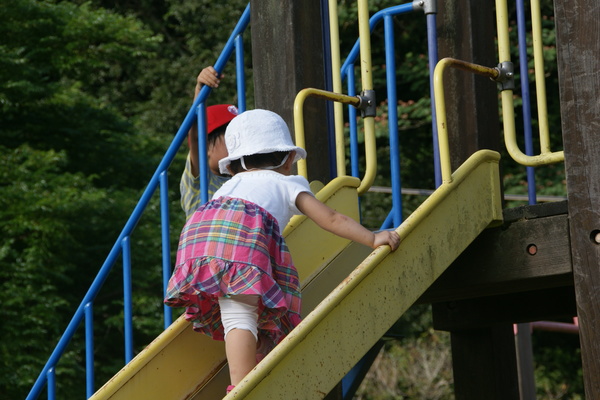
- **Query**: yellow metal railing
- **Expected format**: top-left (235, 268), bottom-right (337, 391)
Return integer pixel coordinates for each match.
top-left (327, 0), bottom-right (347, 177)
top-left (495, 0), bottom-right (564, 166)
top-left (433, 58), bottom-right (501, 183)
top-left (434, 0), bottom-right (564, 177)
top-left (294, 0), bottom-right (377, 195)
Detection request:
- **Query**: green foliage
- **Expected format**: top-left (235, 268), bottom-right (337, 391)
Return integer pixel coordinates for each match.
top-left (0, 146), bottom-right (105, 397)
top-left (355, 329), bottom-right (454, 400)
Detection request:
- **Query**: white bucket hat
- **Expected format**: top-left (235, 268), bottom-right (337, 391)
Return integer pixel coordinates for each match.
top-left (218, 109), bottom-right (307, 175)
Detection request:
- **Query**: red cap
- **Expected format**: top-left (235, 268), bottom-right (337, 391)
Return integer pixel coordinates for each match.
top-left (206, 104), bottom-right (239, 135)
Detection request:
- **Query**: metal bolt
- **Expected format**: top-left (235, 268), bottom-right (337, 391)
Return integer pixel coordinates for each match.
top-left (594, 232), bottom-right (600, 244)
top-left (527, 244), bottom-right (537, 255)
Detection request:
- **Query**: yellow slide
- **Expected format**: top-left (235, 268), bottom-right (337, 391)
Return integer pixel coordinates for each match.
top-left (91, 150), bottom-right (502, 400)
top-left (90, 174), bottom-right (366, 400)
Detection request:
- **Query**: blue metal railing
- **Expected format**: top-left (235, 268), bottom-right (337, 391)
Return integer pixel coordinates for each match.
top-left (515, 0), bottom-right (537, 205)
top-left (339, 1), bottom-right (438, 229)
top-left (26, 5), bottom-right (251, 400)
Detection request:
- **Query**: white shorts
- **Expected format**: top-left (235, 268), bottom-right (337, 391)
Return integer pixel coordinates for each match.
top-left (218, 294), bottom-right (260, 341)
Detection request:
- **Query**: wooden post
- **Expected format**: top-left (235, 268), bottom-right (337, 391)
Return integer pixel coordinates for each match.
top-left (554, 0), bottom-right (600, 397)
top-left (250, 0), bottom-right (331, 183)
top-left (434, 1), bottom-right (520, 398)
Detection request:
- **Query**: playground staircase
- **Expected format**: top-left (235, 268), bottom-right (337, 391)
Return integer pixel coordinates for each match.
top-left (90, 149), bottom-right (503, 399)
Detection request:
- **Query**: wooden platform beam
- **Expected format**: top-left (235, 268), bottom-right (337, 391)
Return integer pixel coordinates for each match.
top-left (420, 202), bottom-right (573, 304)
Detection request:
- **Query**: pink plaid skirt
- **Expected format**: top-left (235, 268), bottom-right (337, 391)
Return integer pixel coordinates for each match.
top-left (165, 197), bottom-right (302, 343)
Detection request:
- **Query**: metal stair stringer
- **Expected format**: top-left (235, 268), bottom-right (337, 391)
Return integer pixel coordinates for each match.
top-left (227, 149), bottom-right (503, 399)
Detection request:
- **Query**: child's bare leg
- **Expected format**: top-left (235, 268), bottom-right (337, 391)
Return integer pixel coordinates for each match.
top-left (219, 294), bottom-right (260, 386)
top-left (225, 328), bottom-right (257, 385)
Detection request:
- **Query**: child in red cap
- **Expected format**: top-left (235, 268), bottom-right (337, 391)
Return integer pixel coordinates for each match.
top-left (180, 67), bottom-right (238, 219)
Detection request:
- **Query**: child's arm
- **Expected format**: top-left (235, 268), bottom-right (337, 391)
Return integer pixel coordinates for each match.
top-left (295, 192), bottom-right (400, 251)
top-left (188, 66), bottom-right (223, 177)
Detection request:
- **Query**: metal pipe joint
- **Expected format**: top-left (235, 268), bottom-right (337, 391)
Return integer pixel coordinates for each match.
top-left (413, 0), bottom-right (437, 14)
top-left (494, 61), bottom-right (515, 91)
top-left (357, 89), bottom-right (377, 117)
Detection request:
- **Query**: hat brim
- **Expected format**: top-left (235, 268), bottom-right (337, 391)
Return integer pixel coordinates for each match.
top-left (218, 146), bottom-right (307, 175)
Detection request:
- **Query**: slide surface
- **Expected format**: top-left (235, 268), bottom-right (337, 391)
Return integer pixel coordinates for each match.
top-left (90, 176), bottom-right (365, 400)
top-left (92, 150), bottom-right (502, 400)
top-left (224, 150), bottom-right (502, 399)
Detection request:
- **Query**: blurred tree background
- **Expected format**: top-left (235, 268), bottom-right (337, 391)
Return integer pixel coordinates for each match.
top-left (0, 0), bottom-right (578, 399)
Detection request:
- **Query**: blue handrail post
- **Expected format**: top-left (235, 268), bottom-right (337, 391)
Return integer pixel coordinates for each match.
top-left (516, 0), bottom-right (537, 205)
top-left (122, 237), bottom-right (134, 364)
top-left (84, 302), bottom-right (95, 398)
top-left (384, 13), bottom-right (403, 226)
top-left (160, 171), bottom-right (173, 328)
top-left (426, 11), bottom-right (441, 187)
top-left (235, 34), bottom-right (247, 113)
top-left (195, 4), bottom-right (251, 204)
top-left (347, 66), bottom-right (360, 178)
top-left (46, 368), bottom-right (56, 400)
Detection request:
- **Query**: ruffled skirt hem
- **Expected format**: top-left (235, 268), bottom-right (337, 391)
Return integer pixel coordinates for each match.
top-left (165, 257), bottom-right (301, 343)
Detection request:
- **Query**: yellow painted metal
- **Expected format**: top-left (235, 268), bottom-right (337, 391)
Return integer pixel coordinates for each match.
top-left (327, 0), bottom-right (348, 177)
top-left (494, 0), bottom-right (564, 166)
top-left (294, 88), bottom-right (361, 179)
top-left (433, 58), bottom-right (499, 183)
top-left (226, 150), bottom-right (503, 399)
top-left (89, 176), bottom-right (362, 400)
top-left (355, 0), bottom-right (377, 195)
top-left (294, 0), bottom-right (377, 195)
top-left (530, 0), bottom-right (550, 151)
top-left (357, 0), bottom-right (374, 93)
top-left (88, 316), bottom-right (227, 400)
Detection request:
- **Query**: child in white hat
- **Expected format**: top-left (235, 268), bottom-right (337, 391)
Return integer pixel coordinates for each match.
top-left (165, 109), bottom-right (400, 394)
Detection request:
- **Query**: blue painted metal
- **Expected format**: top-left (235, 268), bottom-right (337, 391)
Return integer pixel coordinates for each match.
top-left (26, 7), bottom-right (252, 399)
top-left (340, 3), bottom-right (416, 82)
top-left (379, 208), bottom-right (395, 230)
top-left (235, 34), bottom-right (247, 113)
top-left (160, 171), bottom-right (173, 328)
top-left (384, 14), bottom-right (403, 226)
top-left (427, 13), bottom-right (441, 187)
top-left (516, 0), bottom-right (537, 205)
top-left (122, 236), bottom-right (134, 364)
top-left (342, 341), bottom-right (385, 400)
top-left (339, 2), bottom-right (434, 228)
top-left (47, 368), bottom-right (55, 400)
top-left (85, 303), bottom-right (94, 398)
top-left (346, 65), bottom-right (360, 178)
top-left (196, 4), bottom-right (251, 205)
top-left (196, 103), bottom-right (209, 205)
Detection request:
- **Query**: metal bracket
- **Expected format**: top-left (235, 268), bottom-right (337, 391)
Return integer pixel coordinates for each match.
top-left (413, 0), bottom-right (437, 14)
top-left (494, 61), bottom-right (515, 91)
top-left (357, 90), bottom-right (377, 118)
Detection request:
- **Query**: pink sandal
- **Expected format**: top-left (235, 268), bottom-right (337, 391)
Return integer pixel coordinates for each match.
top-left (226, 385), bottom-right (235, 394)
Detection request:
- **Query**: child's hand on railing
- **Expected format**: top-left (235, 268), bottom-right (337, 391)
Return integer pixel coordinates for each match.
top-left (373, 230), bottom-right (400, 251)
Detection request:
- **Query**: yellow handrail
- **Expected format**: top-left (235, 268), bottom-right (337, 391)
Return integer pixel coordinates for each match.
top-left (530, 0), bottom-right (550, 150)
top-left (495, 0), bottom-right (564, 166)
top-left (294, 88), bottom-right (361, 175)
top-left (294, 0), bottom-right (377, 195)
top-left (433, 58), bottom-right (500, 183)
top-left (328, 0), bottom-right (347, 176)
